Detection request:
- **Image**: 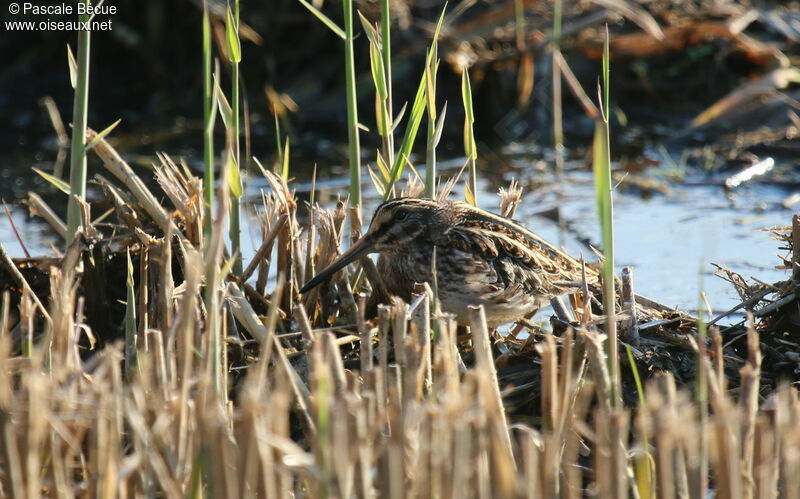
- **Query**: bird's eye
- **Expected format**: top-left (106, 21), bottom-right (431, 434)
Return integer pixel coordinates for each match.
top-left (394, 209), bottom-right (408, 221)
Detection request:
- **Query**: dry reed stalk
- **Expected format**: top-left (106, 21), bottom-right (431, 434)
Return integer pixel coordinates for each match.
top-left (349, 204), bottom-right (363, 265)
top-left (593, 407), bottom-right (630, 499)
top-left (418, 410), bottom-right (438, 498)
top-left (377, 304), bottom-right (391, 409)
top-left (146, 328), bottom-right (169, 399)
top-left (610, 410), bottom-right (630, 499)
top-left (155, 154), bottom-right (204, 245)
top-left (310, 334), bottom-right (334, 496)
top-left (414, 285), bottom-right (433, 394)
top-left (655, 374), bottom-right (692, 498)
top-left (0, 292), bottom-right (9, 349)
top-left (39, 96), bottom-right (69, 178)
top-left (753, 413), bottom-right (777, 498)
top-left (86, 129), bottom-right (173, 234)
top-left (557, 327), bottom-right (575, 423)
top-left (645, 375), bottom-right (678, 499)
top-left (777, 386), bottom-right (800, 499)
top-left (711, 325), bottom-right (725, 392)
top-left (499, 180), bottom-right (523, 218)
top-left (10, 144), bottom-right (800, 498)
top-left (564, 382), bottom-right (595, 498)
top-left (18, 291), bottom-right (33, 359)
top-left (740, 314), bottom-right (761, 497)
top-left (301, 207), bottom-right (336, 315)
top-left (468, 306), bottom-right (516, 481)
top-left (403, 319), bottom-right (423, 403)
top-left (434, 313), bottom-right (460, 397)
top-left (450, 411), bottom-right (474, 497)
top-left (155, 222), bottom-right (175, 335)
top-left (0, 243), bottom-right (52, 327)
top-left (25, 192), bottom-right (67, 240)
top-left (253, 296), bottom-right (315, 435)
top-left (293, 300), bottom-right (316, 346)
top-left (707, 353), bottom-right (743, 499)
top-left (538, 329), bottom-right (559, 431)
top-left (100, 179), bottom-right (152, 245)
top-left (3, 286), bottom-right (800, 498)
top-left (337, 265), bottom-right (359, 326)
top-left (243, 213), bottom-right (286, 283)
top-left (238, 377), bottom-right (271, 497)
top-left (262, 174), bottom-right (298, 319)
top-left (581, 328), bottom-right (611, 409)
top-left (355, 393), bottom-right (376, 499)
top-left (358, 293), bottom-right (375, 384)
top-left (204, 149), bottom-right (233, 397)
top-left (621, 266), bottom-right (639, 344)
top-left (513, 426), bottom-right (542, 498)
top-left (49, 265), bottom-right (80, 373)
top-left (174, 248), bottom-right (203, 479)
top-left (391, 297), bottom-right (408, 369)
top-left (138, 246), bottom-right (150, 354)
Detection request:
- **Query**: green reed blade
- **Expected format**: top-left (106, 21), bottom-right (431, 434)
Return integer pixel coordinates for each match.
top-left (65, 4), bottom-right (92, 245)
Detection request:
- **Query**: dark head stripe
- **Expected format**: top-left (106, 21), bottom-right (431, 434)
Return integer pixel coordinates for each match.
top-left (374, 197), bottom-right (437, 215)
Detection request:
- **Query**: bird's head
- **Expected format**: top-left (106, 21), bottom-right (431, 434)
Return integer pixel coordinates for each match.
top-left (299, 198), bottom-right (437, 293)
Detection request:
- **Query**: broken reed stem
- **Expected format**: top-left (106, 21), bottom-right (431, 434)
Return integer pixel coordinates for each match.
top-left (87, 129), bottom-right (175, 236)
top-left (419, 286), bottom-right (432, 394)
top-left (740, 314), bottom-right (761, 497)
top-left (538, 330), bottom-right (559, 431)
top-left (696, 286), bottom-right (710, 499)
top-left (621, 266), bottom-right (638, 344)
top-left (358, 293), bottom-right (373, 375)
top-left (0, 243), bottom-right (52, 327)
top-left (241, 214), bottom-right (287, 283)
top-left (204, 151), bottom-right (233, 396)
top-left (467, 305), bottom-right (515, 466)
top-left (26, 193), bottom-right (67, 240)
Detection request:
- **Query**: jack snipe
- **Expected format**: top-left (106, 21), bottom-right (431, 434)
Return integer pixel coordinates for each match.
top-left (301, 198), bottom-right (595, 327)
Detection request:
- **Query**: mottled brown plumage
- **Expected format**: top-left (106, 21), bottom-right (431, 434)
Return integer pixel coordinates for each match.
top-left (301, 198), bottom-right (596, 326)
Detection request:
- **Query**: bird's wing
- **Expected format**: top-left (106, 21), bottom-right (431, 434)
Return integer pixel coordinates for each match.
top-left (443, 216), bottom-right (595, 296)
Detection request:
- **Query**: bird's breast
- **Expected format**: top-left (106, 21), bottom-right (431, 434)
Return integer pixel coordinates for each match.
top-left (376, 246), bottom-right (541, 326)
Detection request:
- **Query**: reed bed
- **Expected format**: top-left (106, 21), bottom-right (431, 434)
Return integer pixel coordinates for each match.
top-left (1, 132), bottom-right (800, 496)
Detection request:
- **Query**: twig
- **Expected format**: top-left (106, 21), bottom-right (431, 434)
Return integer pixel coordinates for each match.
top-left (0, 243), bottom-right (52, 326)
top-left (549, 296), bottom-right (575, 323)
top-left (707, 287), bottom-right (771, 326)
top-left (2, 200), bottom-right (31, 258)
top-left (753, 293), bottom-right (796, 317)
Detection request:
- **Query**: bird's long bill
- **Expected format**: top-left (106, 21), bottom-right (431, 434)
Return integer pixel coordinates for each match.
top-left (299, 236), bottom-right (374, 293)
